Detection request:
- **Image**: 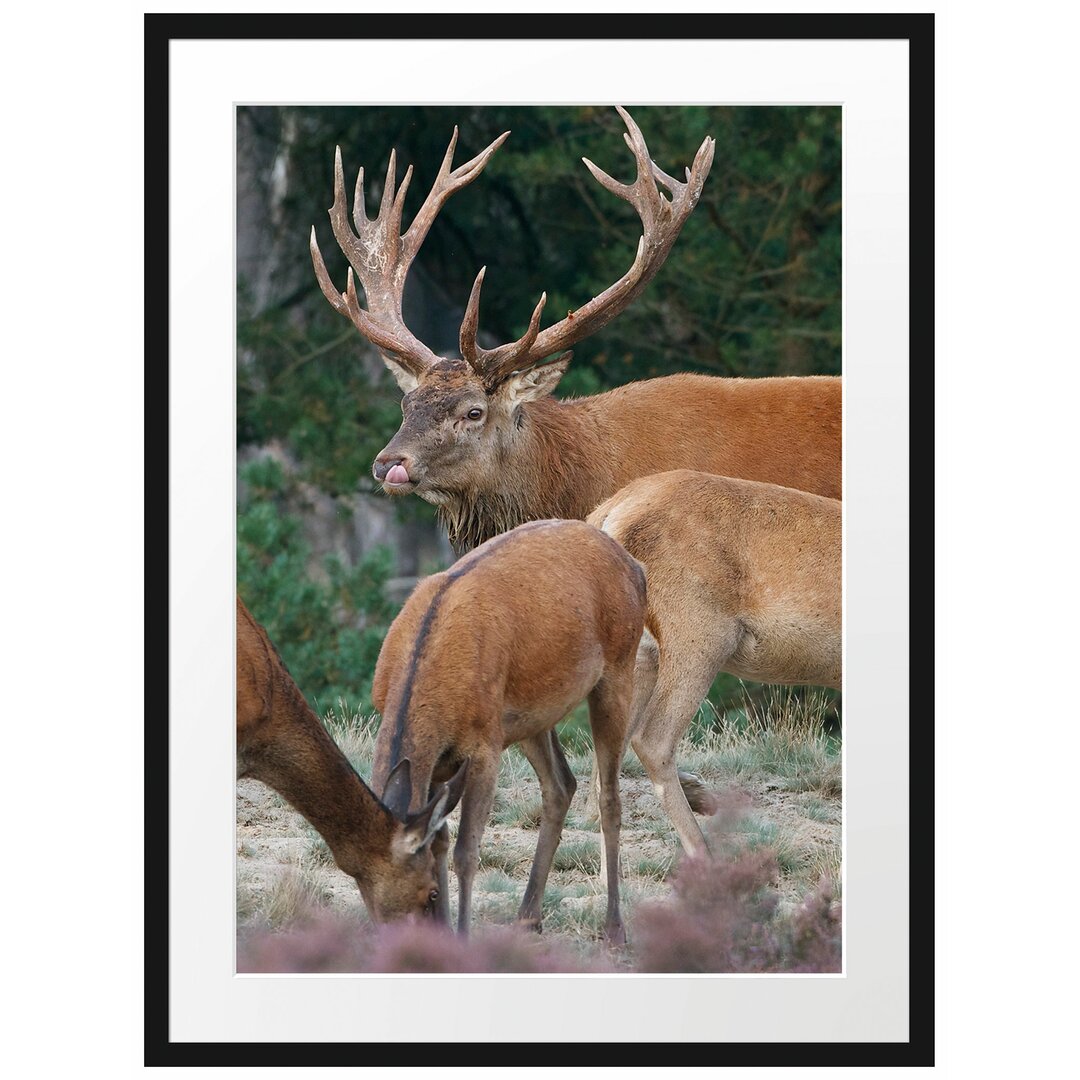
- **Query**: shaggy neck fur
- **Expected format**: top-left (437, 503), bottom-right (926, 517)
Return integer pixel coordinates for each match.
top-left (435, 397), bottom-right (611, 552)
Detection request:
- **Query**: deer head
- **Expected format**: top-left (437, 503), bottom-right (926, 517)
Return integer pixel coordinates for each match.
top-left (358, 758), bottom-right (468, 923)
top-left (310, 108), bottom-right (714, 513)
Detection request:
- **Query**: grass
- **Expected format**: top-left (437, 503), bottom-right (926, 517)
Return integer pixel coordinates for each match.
top-left (551, 837), bottom-right (601, 875)
top-left (682, 687), bottom-right (842, 797)
top-left (806, 844), bottom-right (843, 898)
top-left (544, 893), bottom-right (608, 938)
top-left (237, 686), bottom-right (842, 965)
top-left (733, 816), bottom-right (810, 877)
top-left (476, 869), bottom-right (520, 894)
top-left (797, 794), bottom-right (837, 823)
top-left (321, 703), bottom-right (379, 780)
top-left (491, 789), bottom-right (543, 829)
top-left (633, 850), bottom-right (676, 883)
top-left (478, 841), bottom-right (532, 876)
top-left (237, 855), bottom-right (334, 929)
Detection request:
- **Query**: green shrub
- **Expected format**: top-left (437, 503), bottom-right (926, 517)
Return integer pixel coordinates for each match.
top-left (237, 457), bottom-right (396, 712)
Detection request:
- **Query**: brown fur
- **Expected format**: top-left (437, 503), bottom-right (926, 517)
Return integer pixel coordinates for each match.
top-left (376, 361), bottom-right (841, 551)
top-left (236, 596), bottom-right (465, 922)
top-left (370, 520), bottom-right (647, 941)
top-left (587, 471), bottom-right (841, 857)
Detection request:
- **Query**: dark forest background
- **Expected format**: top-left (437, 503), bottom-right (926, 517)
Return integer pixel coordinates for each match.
top-left (237, 105), bottom-right (841, 715)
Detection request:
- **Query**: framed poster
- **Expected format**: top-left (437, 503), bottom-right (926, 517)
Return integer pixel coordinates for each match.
top-left (150, 11), bottom-right (933, 1065)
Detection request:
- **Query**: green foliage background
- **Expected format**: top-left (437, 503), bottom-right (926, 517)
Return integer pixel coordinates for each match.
top-left (237, 105), bottom-right (841, 713)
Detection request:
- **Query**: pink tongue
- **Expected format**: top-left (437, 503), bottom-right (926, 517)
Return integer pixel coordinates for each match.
top-left (386, 464), bottom-right (410, 485)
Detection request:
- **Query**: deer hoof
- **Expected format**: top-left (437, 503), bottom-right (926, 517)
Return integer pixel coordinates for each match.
top-left (678, 770), bottom-right (718, 815)
top-left (604, 921), bottom-right (627, 947)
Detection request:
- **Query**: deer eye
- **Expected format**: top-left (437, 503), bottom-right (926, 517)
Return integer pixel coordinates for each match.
top-left (466, 407), bottom-right (483, 421)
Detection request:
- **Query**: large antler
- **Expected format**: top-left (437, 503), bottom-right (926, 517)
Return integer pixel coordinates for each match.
top-left (459, 106), bottom-right (715, 389)
top-left (310, 127), bottom-right (510, 380)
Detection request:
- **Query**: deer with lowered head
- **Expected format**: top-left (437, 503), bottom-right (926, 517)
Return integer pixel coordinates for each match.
top-left (587, 470), bottom-right (841, 859)
top-left (310, 106), bottom-right (841, 555)
top-left (236, 596), bottom-right (467, 923)
top-left (369, 519), bottom-right (647, 943)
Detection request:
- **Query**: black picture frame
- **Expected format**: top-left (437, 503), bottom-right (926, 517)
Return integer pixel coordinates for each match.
top-left (146, 11), bottom-right (934, 1067)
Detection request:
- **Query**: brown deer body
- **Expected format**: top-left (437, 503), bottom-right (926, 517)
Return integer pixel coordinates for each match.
top-left (369, 520), bottom-right (647, 942)
top-left (310, 107), bottom-right (841, 553)
top-left (587, 470), bottom-right (841, 858)
top-left (236, 596), bottom-right (466, 922)
top-left (378, 363), bottom-right (840, 552)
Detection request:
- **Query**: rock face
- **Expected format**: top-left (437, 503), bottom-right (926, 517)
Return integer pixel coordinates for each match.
top-left (239, 441), bottom-right (453, 591)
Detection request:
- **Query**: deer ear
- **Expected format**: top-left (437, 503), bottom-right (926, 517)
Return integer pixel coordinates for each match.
top-left (381, 758), bottom-right (413, 820)
top-left (498, 353), bottom-right (572, 407)
top-left (442, 758), bottom-right (469, 813)
top-left (380, 356), bottom-right (420, 394)
top-left (398, 760), bottom-right (470, 855)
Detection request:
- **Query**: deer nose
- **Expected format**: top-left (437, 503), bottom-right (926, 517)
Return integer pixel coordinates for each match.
top-left (373, 455), bottom-right (412, 485)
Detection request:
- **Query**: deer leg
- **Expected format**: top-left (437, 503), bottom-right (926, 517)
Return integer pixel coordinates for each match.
top-left (627, 631), bottom-right (710, 814)
top-left (516, 730), bottom-right (576, 931)
top-left (631, 653), bottom-right (725, 860)
top-left (431, 821), bottom-right (452, 925)
top-left (451, 754), bottom-right (499, 936)
top-left (586, 630), bottom-right (660, 822)
top-left (587, 672), bottom-right (634, 945)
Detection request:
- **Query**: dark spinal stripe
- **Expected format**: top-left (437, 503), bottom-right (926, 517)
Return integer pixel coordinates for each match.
top-left (387, 520), bottom-right (558, 766)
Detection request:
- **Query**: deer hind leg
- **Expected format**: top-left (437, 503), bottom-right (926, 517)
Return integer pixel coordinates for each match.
top-left (431, 822), bottom-right (452, 925)
top-left (587, 669), bottom-right (635, 945)
top-left (451, 753), bottom-right (499, 936)
top-left (632, 626), bottom-right (737, 860)
top-left (586, 629), bottom-right (660, 821)
top-left (516, 730), bottom-right (577, 931)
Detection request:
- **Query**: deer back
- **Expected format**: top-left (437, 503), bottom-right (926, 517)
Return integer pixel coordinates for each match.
top-left (577, 372), bottom-right (841, 501)
top-left (371, 520), bottom-right (647, 798)
top-left (589, 470), bottom-right (841, 688)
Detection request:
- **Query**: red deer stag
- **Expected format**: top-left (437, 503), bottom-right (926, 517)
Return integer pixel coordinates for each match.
top-left (310, 106), bottom-right (841, 554)
top-left (236, 596), bottom-right (467, 922)
top-left (369, 520), bottom-right (647, 943)
top-left (587, 470), bottom-right (841, 858)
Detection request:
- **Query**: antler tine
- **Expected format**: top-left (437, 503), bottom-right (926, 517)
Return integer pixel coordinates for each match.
top-left (383, 149), bottom-right (397, 209)
top-left (688, 134), bottom-right (717, 198)
top-left (458, 265), bottom-right (488, 367)
top-left (329, 146), bottom-right (363, 269)
top-left (391, 164), bottom-right (414, 230)
top-left (309, 225), bottom-right (349, 317)
top-left (403, 128), bottom-right (510, 262)
top-left (459, 265), bottom-right (547, 387)
top-left (581, 156), bottom-right (630, 200)
top-left (311, 126), bottom-right (508, 382)
top-left (312, 145), bottom-right (440, 378)
top-left (464, 106), bottom-right (714, 385)
top-left (353, 165), bottom-right (367, 226)
top-left (649, 159), bottom-right (682, 199)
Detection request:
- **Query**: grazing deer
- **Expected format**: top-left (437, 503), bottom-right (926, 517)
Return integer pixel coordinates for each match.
top-left (587, 470), bottom-right (841, 858)
top-left (369, 519), bottom-right (647, 943)
top-left (236, 596), bottom-right (467, 922)
top-left (310, 106), bottom-right (841, 554)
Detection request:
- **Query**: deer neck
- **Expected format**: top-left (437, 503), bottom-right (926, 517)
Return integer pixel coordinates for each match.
top-left (437, 396), bottom-right (611, 552)
top-left (247, 685), bottom-right (395, 881)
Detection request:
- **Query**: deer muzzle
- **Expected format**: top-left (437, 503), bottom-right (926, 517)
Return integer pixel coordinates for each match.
top-left (373, 454), bottom-right (415, 491)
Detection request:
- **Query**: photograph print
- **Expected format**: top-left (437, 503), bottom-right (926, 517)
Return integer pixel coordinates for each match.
top-left (235, 103), bottom-right (842, 975)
